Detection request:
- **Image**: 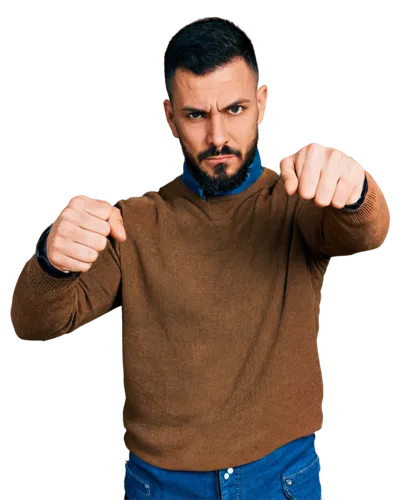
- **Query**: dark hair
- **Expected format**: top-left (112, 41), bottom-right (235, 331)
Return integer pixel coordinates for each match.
top-left (164, 17), bottom-right (259, 104)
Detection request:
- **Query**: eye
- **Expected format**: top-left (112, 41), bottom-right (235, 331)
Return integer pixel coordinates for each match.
top-left (187, 111), bottom-right (203, 120)
top-left (229, 105), bottom-right (244, 115)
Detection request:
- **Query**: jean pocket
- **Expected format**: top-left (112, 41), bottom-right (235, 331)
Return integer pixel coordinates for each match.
top-left (281, 454), bottom-right (321, 500)
top-left (124, 460), bottom-right (152, 500)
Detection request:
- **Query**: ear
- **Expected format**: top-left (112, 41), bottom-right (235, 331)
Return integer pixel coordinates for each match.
top-left (256, 85), bottom-right (268, 125)
top-left (163, 99), bottom-right (179, 138)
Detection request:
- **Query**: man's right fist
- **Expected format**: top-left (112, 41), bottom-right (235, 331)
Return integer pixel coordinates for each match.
top-left (46, 195), bottom-right (126, 273)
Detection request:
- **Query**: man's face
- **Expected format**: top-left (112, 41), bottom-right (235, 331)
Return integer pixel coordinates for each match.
top-left (164, 57), bottom-right (268, 196)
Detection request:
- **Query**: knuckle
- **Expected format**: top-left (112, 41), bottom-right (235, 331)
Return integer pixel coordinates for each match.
top-left (57, 213), bottom-right (77, 234)
top-left (80, 262), bottom-right (92, 273)
top-left (106, 203), bottom-right (114, 219)
top-left (330, 149), bottom-right (341, 159)
top-left (314, 197), bottom-right (326, 207)
top-left (60, 207), bottom-right (74, 220)
top-left (90, 199), bottom-right (113, 222)
top-left (103, 221), bottom-right (111, 236)
top-left (99, 235), bottom-right (108, 251)
top-left (69, 195), bottom-right (85, 207)
top-left (47, 250), bottom-right (62, 267)
top-left (51, 235), bottom-right (63, 253)
top-left (57, 218), bottom-right (74, 236)
top-left (86, 247), bottom-right (99, 263)
top-left (92, 223), bottom-right (107, 238)
top-left (95, 198), bottom-right (113, 215)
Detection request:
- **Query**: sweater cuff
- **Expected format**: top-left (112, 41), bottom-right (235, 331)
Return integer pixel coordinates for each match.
top-left (35, 224), bottom-right (81, 279)
top-left (342, 173), bottom-right (368, 210)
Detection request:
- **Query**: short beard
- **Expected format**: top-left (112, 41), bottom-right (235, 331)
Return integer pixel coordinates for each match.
top-left (179, 129), bottom-right (259, 197)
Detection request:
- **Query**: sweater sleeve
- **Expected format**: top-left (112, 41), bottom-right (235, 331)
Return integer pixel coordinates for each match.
top-left (294, 169), bottom-right (390, 258)
top-left (10, 201), bottom-right (123, 341)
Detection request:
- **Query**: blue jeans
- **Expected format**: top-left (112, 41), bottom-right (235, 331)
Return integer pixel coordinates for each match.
top-left (124, 433), bottom-right (322, 499)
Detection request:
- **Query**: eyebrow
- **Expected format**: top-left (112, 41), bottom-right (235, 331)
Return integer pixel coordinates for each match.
top-left (181, 99), bottom-right (251, 113)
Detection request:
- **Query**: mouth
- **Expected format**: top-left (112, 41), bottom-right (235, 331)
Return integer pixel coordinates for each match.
top-left (206, 155), bottom-right (235, 163)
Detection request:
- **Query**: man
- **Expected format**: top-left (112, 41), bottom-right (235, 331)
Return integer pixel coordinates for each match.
top-left (11, 16), bottom-right (390, 500)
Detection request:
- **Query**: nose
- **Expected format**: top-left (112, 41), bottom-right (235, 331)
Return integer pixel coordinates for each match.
top-left (206, 115), bottom-right (229, 151)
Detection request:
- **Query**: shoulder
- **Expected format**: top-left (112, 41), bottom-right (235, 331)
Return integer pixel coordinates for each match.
top-left (113, 189), bottom-right (168, 233)
top-left (116, 193), bottom-right (155, 214)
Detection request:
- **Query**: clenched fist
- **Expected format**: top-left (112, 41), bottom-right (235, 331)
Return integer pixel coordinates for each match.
top-left (46, 195), bottom-right (126, 273)
top-left (280, 143), bottom-right (366, 209)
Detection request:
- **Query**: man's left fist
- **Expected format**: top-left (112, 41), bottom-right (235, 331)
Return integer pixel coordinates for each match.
top-left (279, 143), bottom-right (365, 208)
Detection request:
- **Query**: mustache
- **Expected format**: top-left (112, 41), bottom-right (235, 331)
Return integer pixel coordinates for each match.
top-left (197, 146), bottom-right (242, 161)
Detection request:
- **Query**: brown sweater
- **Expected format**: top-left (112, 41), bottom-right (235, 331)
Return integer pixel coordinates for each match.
top-left (10, 167), bottom-right (390, 471)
